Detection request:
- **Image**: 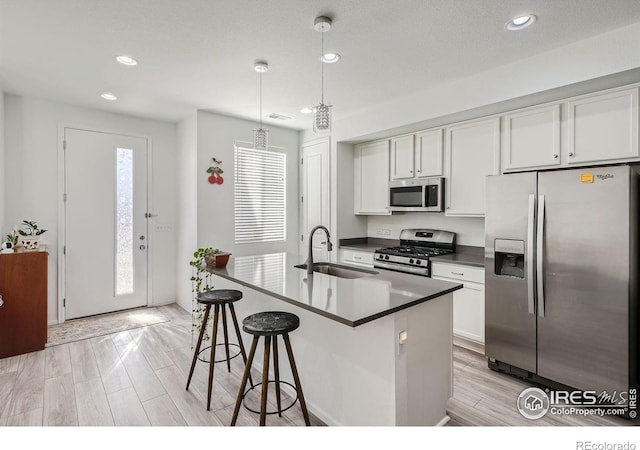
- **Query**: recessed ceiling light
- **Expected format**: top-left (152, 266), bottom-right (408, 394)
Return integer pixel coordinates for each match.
top-left (116, 55), bottom-right (138, 66)
top-left (300, 107), bottom-right (313, 114)
top-left (506, 14), bottom-right (537, 31)
top-left (321, 52), bottom-right (341, 63)
top-left (100, 92), bottom-right (118, 101)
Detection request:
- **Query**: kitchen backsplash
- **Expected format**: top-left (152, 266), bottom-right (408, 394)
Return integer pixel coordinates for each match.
top-left (367, 214), bottom-right (485, 247)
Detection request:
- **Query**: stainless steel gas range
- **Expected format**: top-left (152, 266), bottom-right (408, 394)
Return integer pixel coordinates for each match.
top-left (374, 229), bottom-right (456, 277)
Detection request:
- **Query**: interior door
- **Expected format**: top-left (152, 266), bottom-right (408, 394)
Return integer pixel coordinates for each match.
top-left (537, 166), bottom-right (630, 394)
top-left (64, 128), bottom-right (148, 319)
top-left (301, 139), bottom-right (330, 262)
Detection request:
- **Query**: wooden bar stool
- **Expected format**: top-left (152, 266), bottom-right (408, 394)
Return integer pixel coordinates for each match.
top-left (230, 311), bottom-right (310, 426)
top-left (186, 289), bottom-right (253, 410)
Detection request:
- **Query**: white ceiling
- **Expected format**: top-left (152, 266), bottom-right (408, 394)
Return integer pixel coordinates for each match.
top-left (1, 0), bottom-right (640, 130)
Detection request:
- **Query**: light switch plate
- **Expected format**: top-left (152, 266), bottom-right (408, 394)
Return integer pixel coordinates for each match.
top-left (155, 223), bottom-right (172, 232)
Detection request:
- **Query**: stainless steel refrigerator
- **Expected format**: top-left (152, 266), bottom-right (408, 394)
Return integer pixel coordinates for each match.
top-left (485, 165), bottom-right (638, 398)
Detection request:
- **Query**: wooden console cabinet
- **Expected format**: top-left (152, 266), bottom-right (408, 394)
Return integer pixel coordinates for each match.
top-left (0, 248), bottom-right (48, 358)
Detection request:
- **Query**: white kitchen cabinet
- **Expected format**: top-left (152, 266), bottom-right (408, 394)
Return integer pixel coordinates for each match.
top-left (415, 128), bottom-right (443, 177)
top-left (445, 117), bottom-right (500, 217)
top-left (390, 135), bottom-right (415, 179)
top-left (502, 104), bottom-right (561, 171)
top-left (566, 88), bottom-right (639, 165)
top-left (354, 140), bottom-right (391, 215)
top-left (431, 262), bottom-right (485, 352)
top-left (339, 249), bottom-right (374, 268)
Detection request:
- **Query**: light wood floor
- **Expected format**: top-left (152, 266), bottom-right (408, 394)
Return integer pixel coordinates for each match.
top-left (448, 345), bottom-right (638, 426)
top-left (2, 303), bottom-right (636, 427)
top-left (0, 304), bottom-right (322, 427)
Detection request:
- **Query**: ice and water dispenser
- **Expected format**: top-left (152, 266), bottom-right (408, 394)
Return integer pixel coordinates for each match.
top-left (494, 239), bottom-right (525, 278)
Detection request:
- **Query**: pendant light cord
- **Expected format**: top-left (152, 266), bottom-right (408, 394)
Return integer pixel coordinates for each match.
top-left (259, 71), bottom-right (263, 129)
top-left (321, 29), bottom-right (324, 104)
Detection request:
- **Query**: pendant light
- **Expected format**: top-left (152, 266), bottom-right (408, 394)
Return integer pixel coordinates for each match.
top-left (313, 16), bottom-right (332, 133)
top-left (253, 60), bottom-right (269, 149)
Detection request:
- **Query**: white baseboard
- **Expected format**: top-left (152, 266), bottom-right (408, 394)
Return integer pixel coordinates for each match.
top-left (453, 335), bottom-right (484, 354)
top-left (48, 319), bottom-right (59, 326)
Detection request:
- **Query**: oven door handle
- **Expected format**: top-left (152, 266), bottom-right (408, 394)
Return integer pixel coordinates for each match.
top-left (374, 260), bottom-right (430, 276)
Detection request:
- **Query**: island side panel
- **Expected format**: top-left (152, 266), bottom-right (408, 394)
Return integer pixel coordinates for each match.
top-left (394, 292), bottom-right (453, 426)
top-left (212, 275), bottom-right (398, 426)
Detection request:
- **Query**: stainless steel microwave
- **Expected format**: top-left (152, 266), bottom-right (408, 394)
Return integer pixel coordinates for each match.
top-left (389, 177), bottom-right (444, 212)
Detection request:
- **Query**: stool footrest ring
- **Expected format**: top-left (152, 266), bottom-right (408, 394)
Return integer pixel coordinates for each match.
top-left (241, 380), bottom-right (298, 416)
top-left (197, 343), bottom-right (241, 363)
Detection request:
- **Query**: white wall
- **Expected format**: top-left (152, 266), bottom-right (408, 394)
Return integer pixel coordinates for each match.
top-left (368, 215), bottom-right (484, 247)
top-left (3, 95), bottom-right (178, 323)
top-left (335, 21), bottom-right (640, 142)
top-left (302, 21), bottom-right (640, 248)
top-left (0, 89), bottom-right (5, 233)
top-left (196, 111), bottom-right (300, 257)
top-left (176, 112), bottom-right (198, 312)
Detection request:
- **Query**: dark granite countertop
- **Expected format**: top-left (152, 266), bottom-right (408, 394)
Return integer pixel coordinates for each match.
top-left (338, 237), bottom-right (399, 253)
top-left (431, 245), bottom-right (485, 268)
top-left (207, 252), bottom-right (462, 327)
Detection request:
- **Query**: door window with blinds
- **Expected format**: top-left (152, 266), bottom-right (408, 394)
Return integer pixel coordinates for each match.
top-left (234, 145), bottom-right (287, 243)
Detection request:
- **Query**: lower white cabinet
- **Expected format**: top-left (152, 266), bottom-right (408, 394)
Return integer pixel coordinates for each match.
top-left (431, 262), bottom-right (485, 352)
top-left (339, 249), bottom-right (374, 268)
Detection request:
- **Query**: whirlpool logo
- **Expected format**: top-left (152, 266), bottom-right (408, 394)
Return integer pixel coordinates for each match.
top-left (596, 174), bottom-right (614, 180)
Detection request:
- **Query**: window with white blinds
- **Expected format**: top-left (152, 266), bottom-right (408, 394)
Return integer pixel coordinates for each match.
top-left (234, 145), bottom-right (287, 243)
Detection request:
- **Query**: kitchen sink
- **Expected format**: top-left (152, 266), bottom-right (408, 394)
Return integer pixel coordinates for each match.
top-left (294, 262), bottom-right (378, 279)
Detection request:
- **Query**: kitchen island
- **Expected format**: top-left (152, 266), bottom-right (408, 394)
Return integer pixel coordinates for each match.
top-left (207, 252), bottom-right (462, 426)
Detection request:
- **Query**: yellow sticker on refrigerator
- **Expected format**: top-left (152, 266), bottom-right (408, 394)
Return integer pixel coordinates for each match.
top-left (580, 173), bottom-right (594, 183)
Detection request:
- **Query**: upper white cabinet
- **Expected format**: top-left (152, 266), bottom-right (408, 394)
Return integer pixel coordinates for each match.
top-left (354, 140), bottom-right (391, 215)
top-left (502, 104), bottom-right (561, 171)
top-left (445, 117), bottom-right (500, 217)
top-left (390, 135), bottom-right (415, 179)
top-left (567, 88), bottom-right (639, 165)
top-left (390, 130), bottom-right (444, 180)
top-left (415, 129), bottom-right (444, 177)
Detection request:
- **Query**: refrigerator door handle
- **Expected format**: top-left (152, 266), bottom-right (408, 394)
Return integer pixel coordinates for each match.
top-left (527, 194), bottom-right (536, 315)
top-left (537, 194), bottom-right (545, 318)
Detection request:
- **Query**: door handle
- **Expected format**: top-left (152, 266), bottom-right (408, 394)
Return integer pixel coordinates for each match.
top-left (527, 194), bottom-right (536, 315)
top-left (0, 294), bottom-right (3, 307)
top-left (537, 195), bottom-right (545, 318)
top-left (139, 245), bottom-right (146, 250)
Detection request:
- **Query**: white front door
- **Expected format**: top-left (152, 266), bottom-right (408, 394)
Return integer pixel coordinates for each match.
top-left (301, 139), bottom-right (330, 262)
top-left (64, 128), bottom-right (148, 319)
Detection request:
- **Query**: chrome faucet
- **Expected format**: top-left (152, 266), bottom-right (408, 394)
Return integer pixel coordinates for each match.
top-left (307, 225), bottom-right (333, 274)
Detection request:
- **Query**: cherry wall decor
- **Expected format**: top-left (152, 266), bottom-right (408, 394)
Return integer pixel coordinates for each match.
top-left (207, 157), bottom-right (224, 184)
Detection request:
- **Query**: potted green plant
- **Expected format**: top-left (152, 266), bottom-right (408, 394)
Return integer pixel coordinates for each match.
top-left (5, 227), bottom-right (19, 246)
top-left (17, 220), bottom-right (47, 250)
top-left (189, 247), bottom-right (233, 346)
top-left (189, 248), bottom-right (218, 344)
top-left (203, 249), bottom-right (232, 268)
